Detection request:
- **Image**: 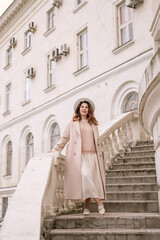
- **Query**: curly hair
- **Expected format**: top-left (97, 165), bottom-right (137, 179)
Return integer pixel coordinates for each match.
top-left (73, 101), bottom-right (98, 125)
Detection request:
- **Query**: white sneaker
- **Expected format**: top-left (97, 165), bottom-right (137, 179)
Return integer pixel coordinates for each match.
top-left (98, 204), bottom-right (105, 215)
top-left (83, 208), bottom-right (90, 215)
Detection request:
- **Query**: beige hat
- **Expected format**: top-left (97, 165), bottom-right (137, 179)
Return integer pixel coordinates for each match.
top-left (74, 98), bottom-right (95, 111)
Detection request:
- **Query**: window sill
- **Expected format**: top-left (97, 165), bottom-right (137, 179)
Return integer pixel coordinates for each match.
top-left (3, 64), bottom-right (12, 71)
top-left (73, 1), bottom-right (88, 13)
top-left (21, 47), bottom-right (31, 56)
top-left (112, 40), bottom-right (135, 54)
top-left (3, 110), bottom-right (11, 116)
top-left (21, 99), bottom-right (31, 106)
top-left (44, 85), bottom-right (56, 93)
top-left (44, 26), bottom-right (56, 37)
top-left (3, 174), bottom-right (12, 178)
top-left (73, 65), bottom-right (89, 76)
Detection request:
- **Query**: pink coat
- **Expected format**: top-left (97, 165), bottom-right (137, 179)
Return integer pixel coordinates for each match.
top-left (53, 120), bottom-right (106, 200)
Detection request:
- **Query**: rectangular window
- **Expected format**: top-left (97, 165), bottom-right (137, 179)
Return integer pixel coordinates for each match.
top-left (118, 2), bottom-right (133, 45)
top-left (5, 83), bottom-right (11, 112)
top-left (24, 76), bottom-right (31, 101)
top-left (48, 8), bottom-right (55, 30)
top-left (2, 197), bottom-right (8, 218)
top-left (78, 29), bottom-right (88, 69)
top-left (25, 31), bottom-right (31, 49)
top-left (6, 48), bottom-right (12, 65)
top-left (47, 55), bottom-right (56, 87)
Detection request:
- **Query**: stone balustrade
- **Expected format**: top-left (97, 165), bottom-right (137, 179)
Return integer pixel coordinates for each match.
top-left (99, 110), bottom-right (151, 170)
top-left (139, 47), bottom-right (160, 211)
top-left (0, 152), bottom-right (75, 240)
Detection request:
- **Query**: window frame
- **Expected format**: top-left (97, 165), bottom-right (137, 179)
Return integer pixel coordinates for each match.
top-left (77, 28), bottom-right (88, 70)
top-left (25, 30), bottom-right (31, 50)
top-left (6, 47), bottom-right (12, 66)
top-left (25, 132), bottom-right (34, 165)
top-left (47, 7), bottom-right (55, 31)
top-left (6, 141), bottom-right (12, 176)
top-left (50, 123), bottom-right (60, 150)
top-left (47, 54), bottom-right (56, 88)
top-left (5, 83), bottom-right (11, 112)
top-left (118, 2), bottom-right (133, 46)
top-left (112, 0), bottom-right (134, 54)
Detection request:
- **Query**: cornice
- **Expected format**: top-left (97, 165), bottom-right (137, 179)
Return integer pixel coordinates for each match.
top-left (0, 0), bottom-right (30, 33)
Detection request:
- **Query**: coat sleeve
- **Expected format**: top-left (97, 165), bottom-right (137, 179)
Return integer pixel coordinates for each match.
top-left (51, 121), bottom-right (71, 153)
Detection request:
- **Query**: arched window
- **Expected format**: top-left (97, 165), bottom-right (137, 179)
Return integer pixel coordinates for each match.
top-left (26, 132), bottom-right (34, 165)
top-left (6, 141), bottom-right (12, 176)
top-left (122, 92), bottom-right (138, 113)
top-left (50, 123), bottom-right (60, 150)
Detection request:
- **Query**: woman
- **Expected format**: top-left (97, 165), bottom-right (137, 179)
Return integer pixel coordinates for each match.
top-left (51, 98), bottom-right (106, 215)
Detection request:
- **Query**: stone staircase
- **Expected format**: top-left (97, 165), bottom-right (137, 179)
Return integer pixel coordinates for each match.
top-left (50, 141), bottom-right (160, 240)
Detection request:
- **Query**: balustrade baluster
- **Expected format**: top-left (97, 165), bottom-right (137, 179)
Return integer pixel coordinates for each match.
top-left (127, 120), bottom-right (133, 142)
top-left (112, 130), bottom-right (119, 156)
top-left (122, 124), bottom-right (127, 148)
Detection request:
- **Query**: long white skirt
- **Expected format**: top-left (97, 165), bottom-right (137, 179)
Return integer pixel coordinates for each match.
top-left (81, 153), bottom-right (104, 200)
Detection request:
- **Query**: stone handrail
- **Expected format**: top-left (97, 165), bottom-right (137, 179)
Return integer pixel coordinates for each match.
top-left (0, 152), bottom-right (73, 240)
top-left (139, 47), bottom-right (160, 134)
top-left (99, 110), bottom-right (151, 170)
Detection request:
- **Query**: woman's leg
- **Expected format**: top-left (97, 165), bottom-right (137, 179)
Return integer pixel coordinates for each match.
top-left (94, 198), bottom-right (102, 207)
top-left (84, 198), bottom-right (91, 209)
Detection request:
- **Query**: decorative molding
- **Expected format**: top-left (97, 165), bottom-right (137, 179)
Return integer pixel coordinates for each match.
top-left (150, 3), bottom-right (160, 40)
top-left (2, 110), bottom-right (11, 117)
top-left (112, 40), bottom-right (135, 54)
top-left (21, 47), bottom-right (31, 56)
top-left (73, 0), bottom-right (88, 14)
top-left (0, 0), bottom-right (28, 32)
top-left (3, 64), bottom-right (12, 71)
top-left (0, 48), bottom-right (153, 132)
top-left (43, 85), bottom-right (56, 93)
top-left (21, 99), bottom-right (31, 107)
top-left (73, 66), bottom-right (89, 76)
top-left (43, 27), bottom-right (56, 38)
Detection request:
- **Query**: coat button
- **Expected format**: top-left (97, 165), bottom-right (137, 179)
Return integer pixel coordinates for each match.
top-left (75, 141), bottom-right (77, 144)
top-left (98, 144), bottom-right (100, 146)
top-left (74, 153), bottom-right (76, 155)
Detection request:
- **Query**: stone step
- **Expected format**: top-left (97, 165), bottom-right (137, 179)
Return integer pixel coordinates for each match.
top-left (135, 140), bottom-right (154, 146)
top-left (130, 144), bottom-right (154, 151)
top-left (124, 150), bottom-right (155, 157)
top-left (106, 168), bottom-right (156, 177)
top-left (106, 191), bottom-right (158, 201)
top-left (53, 213), bottom-right (160, 230)
top-left (106, 183), bottom-right (158, 192)
top-left (117, 156), bottom-right (155, 164)
top-left (113, 162), bottom-right (155, 170)
top-left (90, 200), bottom-right (159, 213)
top-left (50, 228), bottom-right (160, 240)
top-left (106, 175), bottom-right (157, 184)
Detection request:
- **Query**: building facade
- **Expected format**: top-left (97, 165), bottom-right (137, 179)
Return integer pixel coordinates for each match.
top-left (0, 0), bottom-right (155, 219)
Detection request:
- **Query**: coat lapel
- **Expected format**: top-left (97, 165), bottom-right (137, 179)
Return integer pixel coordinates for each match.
top-left (92, 124), bottom-right (98, 148)
top-left (72, 120), bottom-right (81, 135)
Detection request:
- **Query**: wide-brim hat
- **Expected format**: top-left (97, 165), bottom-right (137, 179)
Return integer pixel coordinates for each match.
top-left (74, 98), bottom-right (95, 111)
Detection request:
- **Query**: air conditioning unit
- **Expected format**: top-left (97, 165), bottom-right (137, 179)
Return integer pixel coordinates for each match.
top-left (28, 22), bottom-right (36, 32)
top-left (126, 0), bottom-right (143, 8)
top-left (51, 48), bottom-right (61, 61)
top-left (52, 0), bottom-right (62, 8)
top-left (59, 44), bottom-right (69, 56)
top-left (9, 37), bottom-right (16, 48)
top-left (27, 67), bottom-right (35, 78)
